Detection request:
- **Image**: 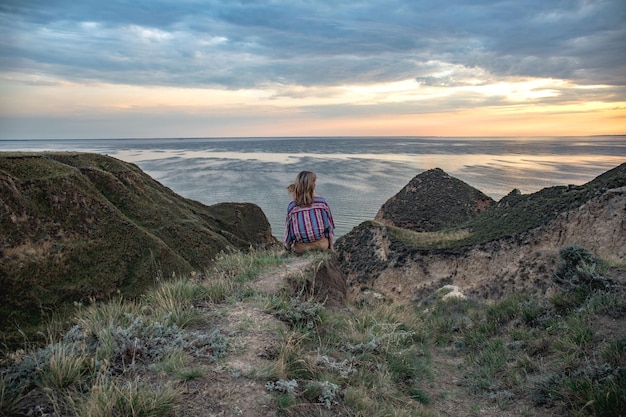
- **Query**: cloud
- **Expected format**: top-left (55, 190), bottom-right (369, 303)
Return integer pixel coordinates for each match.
top-left (0, 0), bottom-right (624, 138)
top-left (2, 0), bottom-right (624, 90)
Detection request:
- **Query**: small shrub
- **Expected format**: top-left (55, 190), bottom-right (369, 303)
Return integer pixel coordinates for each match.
top-left (347, 328), bottom-right (418, 355)
top-left (463, 320), bottom-right (498, 350)
top-left (553, 314), bottom-right (594, 354)
top-left (424, 298), bottom-right (474, 345)
top-left (487, 390), bottom-right (515, 408)
top-left (1, 340), bottom-right (79, 406)
top-left (202, 277), bottom-right (233, 303)
top-left (532, 373), bottom-right (561, 407)
top-left (316, 355), bottom-right (357, 379)
top-left (304, 380), bottom-right (339, 409)
top-left (550, 290), bottom-right (583, 313)
top-left (554, 246), bottom-right (612, 294)
top-left (274, 393), bottom-right (297, 411)
top-left (343, 386), bottom-right (375, 412)
top-left (270, 298), bottom-right (323, 330)
top-left (585, 291), bottom-right (626, 317)
top-left (265, 378), bottom-right (298, 411)
top-left (265, 378), bottom-right (298, 394)
top-left (586, 366), bottom-right (626, 416)
top-left (75, 298), bottom-right (141, 338)
top-left (567, 315), bottom-right (594, 347)
top-left (512, 354), bottom-right (535, 374)
top-left (68, 312), bottom-right (227, 375)
top-left (551, 246), bottom-right (626, 312)
top-left (176, 367), bottom-right (204, 381)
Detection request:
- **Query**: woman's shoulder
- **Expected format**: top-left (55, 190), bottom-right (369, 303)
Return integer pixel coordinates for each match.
top-left (313, 196), bottom-right (328, 203)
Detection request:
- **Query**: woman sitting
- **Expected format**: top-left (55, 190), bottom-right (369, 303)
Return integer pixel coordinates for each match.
top-left (284, 170), bottom-right (335, 254)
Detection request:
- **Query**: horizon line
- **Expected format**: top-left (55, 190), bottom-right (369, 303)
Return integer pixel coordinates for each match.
top-left (2, 134), bottom-right (625, 141)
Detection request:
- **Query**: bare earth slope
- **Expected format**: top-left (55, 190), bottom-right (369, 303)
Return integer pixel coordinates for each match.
top-left (337, 163), bottom-right (626, 304)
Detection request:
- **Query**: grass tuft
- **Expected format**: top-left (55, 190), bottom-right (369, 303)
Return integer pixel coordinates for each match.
top-left (70, 373), bottom-right (180, 417)
top-left (144, 279), bottom-right (206, 327)
top-left (2, 247), bottom-right (624, 417)
top-left (37, 341), bottom-right (89, 391)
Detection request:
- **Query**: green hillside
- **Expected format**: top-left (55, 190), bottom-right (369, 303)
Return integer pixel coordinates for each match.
top-left (0, 152), bottom-right (275, 346)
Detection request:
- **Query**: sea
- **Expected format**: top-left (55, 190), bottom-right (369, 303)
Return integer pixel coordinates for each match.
top-left (1, 136), bottom-right (625, 239)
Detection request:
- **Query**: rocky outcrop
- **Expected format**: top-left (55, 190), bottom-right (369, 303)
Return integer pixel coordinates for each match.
top-left (0, 152), bottom-right (276, 341)
top-left (337, 164), bottom-right (626, 304)
top-left (375, 168), bottom-right (494, 232)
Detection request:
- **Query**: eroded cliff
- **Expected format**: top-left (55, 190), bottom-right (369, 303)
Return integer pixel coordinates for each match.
top-left (337, 164), bottom-right (626, 304)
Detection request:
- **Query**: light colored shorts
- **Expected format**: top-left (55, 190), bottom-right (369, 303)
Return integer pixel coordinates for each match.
top-left (294, 236), bottom-right (329, 254)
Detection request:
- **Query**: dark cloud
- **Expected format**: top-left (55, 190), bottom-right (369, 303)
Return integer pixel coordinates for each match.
top-left (0, 0), bottom-right (624, 90)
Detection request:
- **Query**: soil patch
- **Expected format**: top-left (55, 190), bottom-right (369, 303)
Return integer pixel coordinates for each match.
top-left (173, 259), bottom-right (316, 417)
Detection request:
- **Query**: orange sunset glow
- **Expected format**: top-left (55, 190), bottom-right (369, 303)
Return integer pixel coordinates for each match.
top-left (1, 1), bottom-right (624, 139)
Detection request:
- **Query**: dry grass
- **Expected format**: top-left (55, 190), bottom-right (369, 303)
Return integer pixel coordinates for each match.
top-left (387, 225), bottom-right (472, 249)
top-left (3, 248), bottom-right (625, 417)
top-left (3, 239), bottom-right (53, 258)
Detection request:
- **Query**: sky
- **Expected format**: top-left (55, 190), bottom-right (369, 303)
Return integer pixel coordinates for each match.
top-left (0, 0), bottom-right (625, 139)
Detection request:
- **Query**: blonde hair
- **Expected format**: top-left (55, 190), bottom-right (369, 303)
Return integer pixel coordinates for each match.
top-left (287, 171), bottom-right (316, 207)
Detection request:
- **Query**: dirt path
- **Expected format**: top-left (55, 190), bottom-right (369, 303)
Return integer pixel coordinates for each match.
top-left (251, 258), bottom-right (314, 294)
top-left (173, 258), bottom-right (315, 417)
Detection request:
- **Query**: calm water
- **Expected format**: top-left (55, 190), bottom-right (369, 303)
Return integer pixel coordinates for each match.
top-left (1, 136), bottom-right (625, 238)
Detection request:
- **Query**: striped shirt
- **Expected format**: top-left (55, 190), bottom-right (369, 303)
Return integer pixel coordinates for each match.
top-left (284, 196), bottom-right (335, 248)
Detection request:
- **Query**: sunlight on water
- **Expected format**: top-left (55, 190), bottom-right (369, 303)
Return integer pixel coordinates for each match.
top-left (2, 136), bottom-right (624, 238)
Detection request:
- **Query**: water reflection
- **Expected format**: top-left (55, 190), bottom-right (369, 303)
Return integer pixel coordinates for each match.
top-left (1, 136), bottom-right (624, 238)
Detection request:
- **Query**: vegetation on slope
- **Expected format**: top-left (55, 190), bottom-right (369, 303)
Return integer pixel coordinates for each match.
top-left (379, 162), bottom-right (626, 250)
top-left (2, 247), bottom-right (624, 417)
top-left (375, 168), bottom-right (494, 232)
top-left (0, 152), bottom-right (274, 348)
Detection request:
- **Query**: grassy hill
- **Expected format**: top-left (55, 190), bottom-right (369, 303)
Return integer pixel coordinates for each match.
top-left (2, 158), bottom-right (625, 416)
top-left (458, 162), bottom-right (626, 246)
top-left (361, 162), bottom-right (626, 251)
top-left (0, 152), bottom-right (275, 347)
